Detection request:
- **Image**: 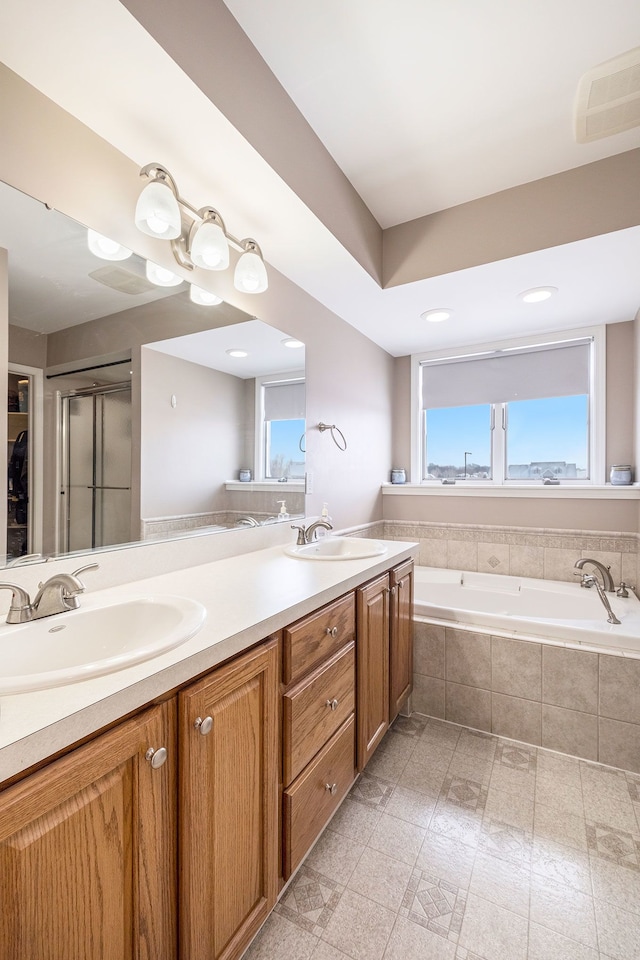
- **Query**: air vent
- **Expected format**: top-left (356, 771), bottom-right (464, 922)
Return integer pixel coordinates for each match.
top-left (575, 46), bottom-right (640, 143)
top-left (88, 266), bottom-right (156, 295)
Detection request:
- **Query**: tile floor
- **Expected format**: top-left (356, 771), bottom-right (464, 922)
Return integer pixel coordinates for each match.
top-left (243, 715), bottom-right (640, 960)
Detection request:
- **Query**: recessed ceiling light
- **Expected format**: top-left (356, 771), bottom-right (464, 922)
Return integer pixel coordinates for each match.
top-left (282, 338), bottom-right (304, 349)
top-left (519, 286), bottom-right (558, 303)
top-left (420, 308), bottom-right (452, 323)
top-left (226, 348), bottom-right (248, 358)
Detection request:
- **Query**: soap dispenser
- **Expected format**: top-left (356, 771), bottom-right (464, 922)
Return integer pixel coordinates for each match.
top-left (316, 502), bottom-right (332, 538)
top-left (277, 500), bottom-right (289, 521)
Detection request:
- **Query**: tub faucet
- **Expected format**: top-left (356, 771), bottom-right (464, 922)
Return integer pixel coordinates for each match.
top-left (580, 573), bottom-right (621, 624)
top-left (574, 558), bottom-right (615, 593)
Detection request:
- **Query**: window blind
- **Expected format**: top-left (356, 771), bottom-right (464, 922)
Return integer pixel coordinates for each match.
top-left (263, 380), bottom-right (305, 420)
top-left (421, 340), bottom-right (590, 410)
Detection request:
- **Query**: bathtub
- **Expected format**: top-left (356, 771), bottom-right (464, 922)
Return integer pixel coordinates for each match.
top-left (413, 567), bottom-right (640, 656)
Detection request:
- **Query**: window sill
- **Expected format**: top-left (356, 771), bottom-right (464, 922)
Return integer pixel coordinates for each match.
top-left (381, 483), bottom-right (640, 499)
top-left (225, 480), bottom-right (305, 493)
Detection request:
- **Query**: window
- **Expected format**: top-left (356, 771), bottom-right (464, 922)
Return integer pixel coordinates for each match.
top-left (257, 376), bottom-right (305, 480)
top-left (413, 329), bottom-right (604, 485)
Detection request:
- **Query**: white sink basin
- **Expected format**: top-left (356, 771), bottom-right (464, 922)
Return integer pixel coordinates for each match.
top-left (284, 536), bottom-right (387, 561)
top-left (0, 595), bottom-right (206, 695)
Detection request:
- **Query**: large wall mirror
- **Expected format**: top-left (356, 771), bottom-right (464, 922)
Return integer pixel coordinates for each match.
top-left (1, 179), bottom-right (305, 566)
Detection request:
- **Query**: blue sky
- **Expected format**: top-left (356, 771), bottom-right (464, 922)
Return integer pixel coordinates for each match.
top-left (426, 396), bottom-right (588, 469)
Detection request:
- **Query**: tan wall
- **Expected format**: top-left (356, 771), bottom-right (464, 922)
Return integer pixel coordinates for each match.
top-left (0, 250), bottom-right (7, 539)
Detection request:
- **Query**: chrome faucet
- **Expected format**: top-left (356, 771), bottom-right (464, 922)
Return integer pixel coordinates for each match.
top-left (574, 557), bottom-right (615, 592)
top-left (580, 573), bottom-right (621, 624)
top-left (0, 563), bottom-right (99, 624)
top-left (236, 516), bottom-right (260, 528)
top-left (291, 520), bottom-right (333, 545)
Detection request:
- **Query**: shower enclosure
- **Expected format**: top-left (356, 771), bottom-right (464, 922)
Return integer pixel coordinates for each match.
top-left (58, 382), bottom-right (132, 553)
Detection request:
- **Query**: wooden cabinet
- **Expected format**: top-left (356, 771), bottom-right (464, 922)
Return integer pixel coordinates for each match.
top-left (357, 560), bottom-right (414, 769)
top-left (0, 700), bottom-right (177, 960)
top-left (389, 559), bottom-right (414, 723)
top-left (282, 593), bottom-right (357, 879)
top-left (179, 639), bottom-right (279, 960)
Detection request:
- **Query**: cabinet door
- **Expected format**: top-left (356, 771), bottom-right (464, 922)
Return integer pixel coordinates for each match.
top-left (179, 639), bottom-right (279, 960)
top-left (356, 572), bottom-right (390, 770)
top-left (389, 560), bottom-right (414, 722)
top-left (0, 701), bottom-right (177, 960)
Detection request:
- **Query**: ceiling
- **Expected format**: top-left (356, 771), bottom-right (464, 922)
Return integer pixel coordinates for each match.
top-left (0, 0), bottom-right (639, 356)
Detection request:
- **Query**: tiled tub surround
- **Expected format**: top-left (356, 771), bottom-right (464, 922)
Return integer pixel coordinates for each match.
top-left (244, 716), bottom-right (640, 960)
top-left (382, 520), bottom-right (639, 589)
top-left (413, 617), bottom-right (640, 773)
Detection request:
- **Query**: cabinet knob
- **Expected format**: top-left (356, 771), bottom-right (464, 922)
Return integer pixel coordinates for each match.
top-left (325, 698), bottom-right (339, 711)
top-left (325, 782), bottom-right (338, 795)
top-left (194, 715), bottom-right (213, 736)
top-left (389, 586), bottom-right (396, 596)
top-left (325, 626), bottom-right (338, 638)
top-left (145, 746), bottom-right (168, 769)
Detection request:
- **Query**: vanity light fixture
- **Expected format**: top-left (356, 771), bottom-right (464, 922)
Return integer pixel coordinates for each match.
top-left (145, 261), bottom-right (183, 287)
top-left (420, 308), bottom-right (451, 323)
top-left (135, 163), bottom-right (268, 293)
top-left (519, 286), bottom-right (557, 303)
top-left (87, 229), bottom-right (132, 262)
top-left (226, 348), bottom-right (248, 358)
top-left (189, 284), bottom-right (223, 306)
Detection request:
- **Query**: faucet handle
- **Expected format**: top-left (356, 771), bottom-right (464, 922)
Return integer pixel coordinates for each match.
top-left (71, 563), bottom-right (99, 582)
top-left (290, 524), bottom-right (306, 546)
top-left (0, 582), bottom-right (33, 623)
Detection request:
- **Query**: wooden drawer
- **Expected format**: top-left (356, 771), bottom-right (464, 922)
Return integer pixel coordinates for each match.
top-left (283, 715), bottom-right (356, 879)
top-left (283, 592), bottom-right (355, 685)
top-left (283, 642), bottom-right (355, 785)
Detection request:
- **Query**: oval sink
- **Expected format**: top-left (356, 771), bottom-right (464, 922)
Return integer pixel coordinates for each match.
top-left (284, 537), bottom-right (387, 561)
top-left (0, 595), bottom-right (206, 695)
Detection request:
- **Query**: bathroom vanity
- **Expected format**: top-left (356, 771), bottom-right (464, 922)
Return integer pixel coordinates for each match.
top-left (0, 539), bottom-right (415, 960)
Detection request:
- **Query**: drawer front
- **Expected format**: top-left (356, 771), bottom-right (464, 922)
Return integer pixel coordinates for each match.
top-left (283, 715), bottom-right (356, 878)
top-left (283, 592), bottom-right (355, 685)
top-left (283, 642), bottom-right (355, 785)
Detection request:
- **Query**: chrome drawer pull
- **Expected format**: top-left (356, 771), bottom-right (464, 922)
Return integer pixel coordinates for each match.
top-left (194, 715), bottom-right (213, 736)
top-left (325, 782), bottom-right (338, 795)
top-left (325, 626), bottom-right (338, 638)
top-left (325, 698), bottom-right (339, 711)
top-left (145, 746), bottom-right (168, 769)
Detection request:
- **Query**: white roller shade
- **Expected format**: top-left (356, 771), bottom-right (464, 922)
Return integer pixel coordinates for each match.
top-left (422, 340), bottom-right (590, 410)
top-left (263, 380), bottom-right (305, 420)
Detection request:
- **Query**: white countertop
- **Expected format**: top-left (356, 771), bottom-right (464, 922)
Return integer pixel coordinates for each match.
top-left (0, 539), bottom-right (417, 784)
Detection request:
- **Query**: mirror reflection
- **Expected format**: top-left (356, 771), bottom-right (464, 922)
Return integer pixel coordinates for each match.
top-left (1, 180), bottom-right (305, 565)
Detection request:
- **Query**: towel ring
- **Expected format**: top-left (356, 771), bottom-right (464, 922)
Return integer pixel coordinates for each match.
top-left (318, 422), bottom-right (347, 451)
top-left (298, 432), bottom-right (306, 454)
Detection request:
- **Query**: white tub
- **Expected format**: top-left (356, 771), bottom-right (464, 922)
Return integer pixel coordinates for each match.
top-left (414, 567), bottom-right (640, 656)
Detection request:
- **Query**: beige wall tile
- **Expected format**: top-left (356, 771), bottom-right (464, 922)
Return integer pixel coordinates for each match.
top-left (541, 704), bottom-right (598, 761)
top-left (447, 539), bottom-right (478, 571)
top-left (542, 646), bottom-right (598, 714)
top-left (509, 544), bottom-right (544, 579)
top-left (492, 636), bottom-right (542, 700)
top-left (445, 628), bottom-right (492, 688)
top-left (543, 547), bottom-right (582, 582)
top-left (412, 675), bottom-right (445, 719)
top-left (478, 541), bottom-right (510, 575)
top-left (446, 681), bottom-right (491, 732)
top-left (492, 692), bottom-right (542, 745)
top-left (599, 717), bottom-right (640, 774)
top-left (418, 537), bottom-right (448, 568)
top-left (600, 655), bottom-right (640, 725)
top-left (413, 621), bottom-right (445, 678)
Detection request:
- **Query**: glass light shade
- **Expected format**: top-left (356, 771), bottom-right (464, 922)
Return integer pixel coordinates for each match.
top-left (234, 250), bottom-right (268, 293)
top-left (190, 220), bottom-right (229, 270)
top-left (189, 284), bottom-right (223, 306)
top-left (87, 229), bottom-right (132, 261)
top-left (145, 261), bottom-right (182, 287)
top-left (135, 179), bottom-right (181, 239)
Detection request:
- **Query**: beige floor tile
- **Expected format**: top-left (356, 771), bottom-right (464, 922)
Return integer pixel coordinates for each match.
top-left (416, 829), bottom-right (477, 888)
top-left (377, 729), bottom-right (418, 761)
top-left (321, 889), bottom-right (396, 960)
top-left (367, 812), bottom-right (426, 866)
top-left (581, 763), bottom-right (631, 804)
top-left (590, 855), bottom-right (640, 915)
top-left (530, 876), bottom-right (598, 949)
top-left (410, 736), bottom-right (455, 771)
top-left (489, 762), bottom-right (537, 800)
top-left (469, 850), bottom-right (531, 918)
top-left (384, 785), bottom-right (436, 829)
top-left (276, 866), bottom-right (344, 937)
top-left (366, 748), bottom-right (410, 783)
top-left (383, 915), bottom-right (457, 960)
top-left (329, 797), bottom-right (383, 844)
top-left (399, 869), bottom-right (466, 941)
top-left (535, 771), bottom-right (585, 815)
top-left (347, 847), bottom-right (413, 912)
top-left (484, 784), bottom-right (535, 833)
top-left (398, 758), bottom-right (448, 798)
top-left (583, 793), bottom-right (639, 834)
top-left (527, 920), bottom-right (600, 960)
top-left (534, 800), bottom-right (588, 852)
top-left (419, 718), bottom-right (462, 749)
top-left (243, 912), bottom-right (318, 960)
top-left (311, 942), bottom-right (352, 960)
top-left (479, 817), bottom-right (532, 866)
top-left (530, 837), bottom-right (592, 894)
top-left (429, 800), bottom-right (483, 847)
top-left (595, 898), bottom-right (640, 960)
top-left (447, 750), bottom-right (493, 785)
top-left (458, 892), bottom-right (528, 960)
top-left (536, 749), bottom-right (582, 788)
top-left (455, 728), bottom-right (497, 761)
top-left (305, 829), bottom-right (365, 885)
